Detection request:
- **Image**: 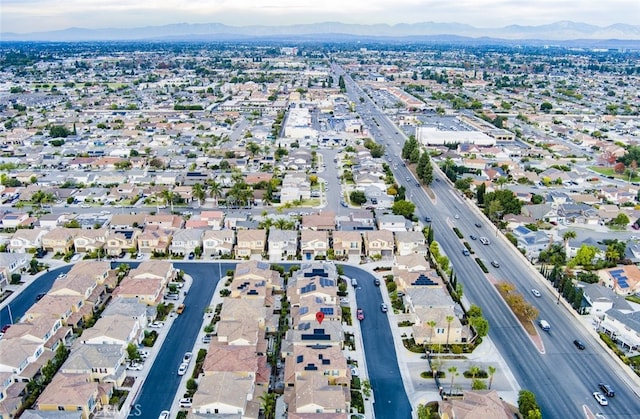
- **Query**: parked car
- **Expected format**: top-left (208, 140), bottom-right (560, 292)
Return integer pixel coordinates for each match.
top-left (599, 383), bottom-right (615, 397)
top-left (350, 366), bottom-right (359, 377)
top-left (176, 304), bottom-right (185, 314)
top-left (593, 391), bottom-right (608, 406)
top-left (531, 289), bottom-right (541, 298)
top-left (202, 334), bottom-right (212, 344)
top-left (179, 398), bottom-right (192, 408)
top-left (356, 308), bottom-right (364, 321)
top-left (57, 273), bottom-right (67, 279)
top-left (374, 278), bottom-right (381, 286)
top-left (573, 339), bottom-right (586, 350)
top-left (127, 362), bottom-right (143, 371)
top-left (380, 303), bottom-right (388, 313)
top-left (158, 411), bottom-right (170, 419)
top-left (149, 321), bottom-right (164, 328)
top-left (183, 352), bottom-right (193, 364)
top-left (177, 362), bottom-right (189, 375)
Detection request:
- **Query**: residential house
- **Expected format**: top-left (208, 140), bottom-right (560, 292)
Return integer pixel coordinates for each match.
top-left (109, 214), bottom-right (146, 230)
top-left (60, 344), bottom-right (126, 386)
top-left (200, 210), bottom-right (225, 229)
top-left (598, 265), bottom-right (640, 296)
top-left (412, 306), bottom-right (469, 345)
top-left (332, 231), bottom-right (362, 260)
top-left (202, 229), bottom-right (235, 257)
top-left (301, 212), bottom-right (335, 231)
top-left (394, 254), bottom-right (430, 273)
top-left (137, 227), bottom-right (172, 255)
top-left (144, 214), bottom-right (184, 230)
top-left (1, 213), bottom-right (31, 229)
top-left (9, 228), bottom-right (46, 253)
top-left (378, 214), bottom-right (410, 232)
top-left (394, 231), bottom-right (427, 256)
top-left (235, 229), bottom-right (266, 259)
top-left (364, 230), bottom-right (394, 259)
top-left (168, 228), bottom-right (203, 256)
top-left (79, 314), bottom-right (142, 346)
top-left (73, 228), bottom-right (108, 253)
top-left (105, 229), bottom-right (140, 256)
top-left (0, 253), bottom-right (29, 291)
top-left (439, 390), bottom-right (513, 419)
top-left (511, 225), bottom-right (555, 261)
top-left (300, 230), bottom-right (329, 261)
top-left (268, 228), bottom-right (298, 261)
top-left (35, 372), bottom-right (112, 419)
top-left (192, 372), bottom-right (259, 418)
top-left (42, 228), bottom-right (77, 254)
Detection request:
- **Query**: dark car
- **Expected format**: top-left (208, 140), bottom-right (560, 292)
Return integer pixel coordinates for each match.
top-left (425, 216), bottom-right (431, 223)
top-left (374, 278), bottom-right (381, 286)
top-left (599, 383), bottom-right (615, 397)
top-left (573, 339), bottom-right (586, 350)
top-left (474, 222), bottom-right (482, 228)
top-left (356, 308), bottom-right (364, 321)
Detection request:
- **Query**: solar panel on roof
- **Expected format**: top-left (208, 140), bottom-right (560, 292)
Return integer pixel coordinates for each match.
top-left (300, 283), bottom-right (316, 294)
top-left (300, 306), bottom-right (309, 315)
top-left (320, 307), bottom-right (334, 316)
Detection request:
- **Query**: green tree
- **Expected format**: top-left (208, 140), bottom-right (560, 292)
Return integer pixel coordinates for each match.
top-left (49, 125), bottom-right (71, 138)
top-left (392, 200), bottom-right (416, 219)
top-left (417, 404), bottom-right (432, 419)
top-left (470, 316), bottom-right (489, 338)
top-left (259, 392), bottom-right (277, 419)
top-left (471, 379), bottom-right (487, 390)
top-left (445, 315), bottom-right (455, 348)
top-left (518, 390), bottom-right (540, 418)
top-left (127, 343), bottom-right (140, 361)
top-left (569, 245), bottom-right (598, 269)
top-left (540, 102), bottom-right (553, 112)
top-left (488, 366), bottom-right (497, 389)
top-left (417, 151), bottom-right (433, 185)
top-left (476, 182), bottom-right (486, 205)
top-left (349, 190), bottom-right (367, 205)
top-left (611, 213), bottom-right (630, 227)
top-left (192, 183), bottom-right (206, 206)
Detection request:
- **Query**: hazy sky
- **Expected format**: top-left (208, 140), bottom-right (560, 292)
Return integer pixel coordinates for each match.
top-left (2, 0), bottom-right (638, 33)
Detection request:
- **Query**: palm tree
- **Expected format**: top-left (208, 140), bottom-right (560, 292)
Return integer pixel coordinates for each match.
top-left (160, 189), bottom-right (175, 212)
top-left (208, 180), bottom-right (222, 207)
top-left (562, 230), bottom-right (577, 256)
top-left (192, 183), bottom-right (206, 207)
top-left (488, 365), bottom-right (497, 389)
top-left (445, 315), bottom-right (454, 350)
top-left (468, 365), bottom-right (481, 380)
top-left (448, 365), bottom-right (458, 396)
top-left (426, 320), bottom-right (437, 348)
top-left (258, 392), bottom-right (277, 419)
top-left (605, 244), bottom-right (620, 263)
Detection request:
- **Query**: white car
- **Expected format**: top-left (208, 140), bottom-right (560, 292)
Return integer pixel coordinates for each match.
top-left (126, 362), bottom-right (143, 371)
top-left (149, 321), bottom-right (165, 328)
top-left (179, 398), bottom-right (192, 408)
top-left (593, 391), bottom-right (608, 406)
top-left (57, 273), bottom-right (67, 279)
top-left (138, 350), bottom-right (149, 359)
top-left (177, 362), bottom-right (188, 376)
top-left (350, 366), bottom-right (359, 377)
top-left (158, 411), bottom-right (170, 419)
top-left (182, 352), bottom-right (193, 364)
top-left (531, 289), bottom-right (541, 298)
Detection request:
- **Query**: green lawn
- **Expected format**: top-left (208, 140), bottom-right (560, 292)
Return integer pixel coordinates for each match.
top-left (589, 166), bottom-right (640, 183)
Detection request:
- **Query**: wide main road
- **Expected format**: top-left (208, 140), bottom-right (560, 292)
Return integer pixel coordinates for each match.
top-left (422, 175), bottom-right (640, 417)
top-left (339, 68), bottom-right (640, 417)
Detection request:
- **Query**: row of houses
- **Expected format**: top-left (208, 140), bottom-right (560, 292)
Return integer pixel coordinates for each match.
top-left (0, 260), bottom-right (176, 417)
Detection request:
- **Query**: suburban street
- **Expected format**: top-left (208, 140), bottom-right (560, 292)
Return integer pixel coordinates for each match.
top-left (342, 265), bottom-right (412, 419)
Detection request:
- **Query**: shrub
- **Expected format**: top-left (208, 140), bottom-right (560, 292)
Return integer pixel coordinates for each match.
top-left (475, 258), bottom-right (488, 273)
top-left (452, 227), bottom-right (463, 239)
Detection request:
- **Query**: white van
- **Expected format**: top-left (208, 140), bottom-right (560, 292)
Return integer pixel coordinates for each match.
top-left (538, 320), bottom-right (551, 331)
top-left (351, 277), bottom-right (358, 287)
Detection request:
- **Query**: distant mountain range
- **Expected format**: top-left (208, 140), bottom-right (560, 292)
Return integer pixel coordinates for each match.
top-left (2, 21), bottom-right (640, 45)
